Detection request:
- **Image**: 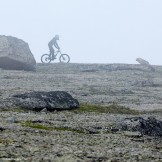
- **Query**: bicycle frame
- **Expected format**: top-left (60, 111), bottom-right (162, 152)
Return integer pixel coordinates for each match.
top-left (50, 50), bottom-right (61, 59)
top-left (54, 50), bottom-right (61, 58)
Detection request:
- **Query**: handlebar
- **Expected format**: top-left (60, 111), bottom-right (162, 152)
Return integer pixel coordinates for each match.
top-left (56, 49), bottom-right (61, 53)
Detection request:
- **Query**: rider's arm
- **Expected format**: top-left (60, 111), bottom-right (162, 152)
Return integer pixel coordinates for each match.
top-left (54, 42), bottom-right (60, 50)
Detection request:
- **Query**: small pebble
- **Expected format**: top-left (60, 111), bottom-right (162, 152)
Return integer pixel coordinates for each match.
top-left (6, 117), bottom-right (15, 123)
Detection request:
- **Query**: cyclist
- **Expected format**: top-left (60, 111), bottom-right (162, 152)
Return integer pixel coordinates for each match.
top-left (48, 35), bottom-right (60, 60)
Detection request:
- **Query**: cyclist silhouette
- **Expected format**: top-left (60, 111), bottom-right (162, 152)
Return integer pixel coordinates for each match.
top-left (48, 35), bottom-right (60, 60)
top-left (41, 35), bottom-right (70, 63)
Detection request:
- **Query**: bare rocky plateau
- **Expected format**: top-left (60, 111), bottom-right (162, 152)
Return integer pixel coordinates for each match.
top-left (0, 63), bottom-right (162, 162)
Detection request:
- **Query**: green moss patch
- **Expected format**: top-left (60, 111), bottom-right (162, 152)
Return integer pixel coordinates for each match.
top-left (21, 121), bottom-right (85, 134)
top-left (22, 122), bottom-right (53, 130)
top-left (73, 103), bottom-right (140, 115)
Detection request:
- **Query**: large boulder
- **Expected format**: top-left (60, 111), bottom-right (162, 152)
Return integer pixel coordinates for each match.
top-left (13, 91), bottom-right (79, 111)
top-left (0, 35), bottom-right (36, 71)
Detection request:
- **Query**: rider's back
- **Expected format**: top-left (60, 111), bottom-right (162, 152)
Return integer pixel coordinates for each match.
top-left (48, 37), bottom-right (57, 46)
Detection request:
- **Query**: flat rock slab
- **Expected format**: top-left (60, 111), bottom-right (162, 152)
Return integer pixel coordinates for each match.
top-left (13, 91), bottom-right (79, 111)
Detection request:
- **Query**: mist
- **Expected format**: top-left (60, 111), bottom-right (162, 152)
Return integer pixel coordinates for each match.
top-left (0, 0), bottom-right (162, 65)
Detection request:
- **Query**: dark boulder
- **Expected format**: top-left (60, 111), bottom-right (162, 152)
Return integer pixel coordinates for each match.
top-left (0, 35), bottom-right (36, 71)
top-left (13, 91), bottom-right (79, 111)
top-left (117, 116), bottom-right (162, 136)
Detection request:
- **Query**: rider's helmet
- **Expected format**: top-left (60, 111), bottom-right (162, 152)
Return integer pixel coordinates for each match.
top-left (55, 34), bottom-right (59, 40)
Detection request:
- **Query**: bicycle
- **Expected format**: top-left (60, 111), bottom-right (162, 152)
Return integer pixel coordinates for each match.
top-left (41, 50), bottom-right (70, 63)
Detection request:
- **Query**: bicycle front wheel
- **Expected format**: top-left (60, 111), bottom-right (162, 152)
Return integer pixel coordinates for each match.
top-left (41, 54), bottom-right (51, 63)
top-left (59, 54), bottom-right (70, 63)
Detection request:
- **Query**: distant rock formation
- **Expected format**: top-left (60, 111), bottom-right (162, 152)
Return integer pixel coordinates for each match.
top-left (136, 58), bottom-right (155, 72)
top-left (0, 35), bottom-right (36, 71)
top-left (13, 91), bottom-right (79, 111)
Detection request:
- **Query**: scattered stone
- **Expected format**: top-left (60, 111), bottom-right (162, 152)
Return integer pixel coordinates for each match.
top-left (0, 35), bottom-right (36, 71)
top-left (117, 116), bottom-right (162, 136)
top-left (0, 127), bottom-right (5, 131)
top-left (6, 117), bottom-right (15, 123)
top-left (40, 108), bottom-right (48, 114)
top-left (131, 138), bottom-right (144, 142)
top-left (13, 91), bottom-right (79, 111)
top-left (110, 127), bottom-right (119, 132)
top-left (156, 144), bottom-right (162, 149)
top-left (123, 131), bottom-right (142, 138)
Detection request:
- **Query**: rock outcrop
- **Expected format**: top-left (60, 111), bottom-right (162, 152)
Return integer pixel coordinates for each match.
top-left (117, 116), bottom-right (162, 136)
top-left (0, 35), bottom-right (36, 71)
top-left (13, 91), bottom-right (79, 111)
top-left (136, 58), bottom-right (155, 72)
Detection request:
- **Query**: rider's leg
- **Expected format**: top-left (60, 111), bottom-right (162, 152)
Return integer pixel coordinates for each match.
top-left (49, 46), bottom-right (55, 60)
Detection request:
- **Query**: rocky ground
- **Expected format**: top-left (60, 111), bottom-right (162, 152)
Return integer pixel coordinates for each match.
top-left (0, 63), bottom-right (162, 161)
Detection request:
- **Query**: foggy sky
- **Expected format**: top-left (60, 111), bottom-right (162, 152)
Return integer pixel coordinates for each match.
top-left (0, 0), bottom-right (162, 65)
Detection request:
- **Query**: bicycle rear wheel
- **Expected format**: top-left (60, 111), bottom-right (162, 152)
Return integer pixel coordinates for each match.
top-left (41, 54), bottom-right (51, 63)
top-left (59, 54), bottom-right (70, 63)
